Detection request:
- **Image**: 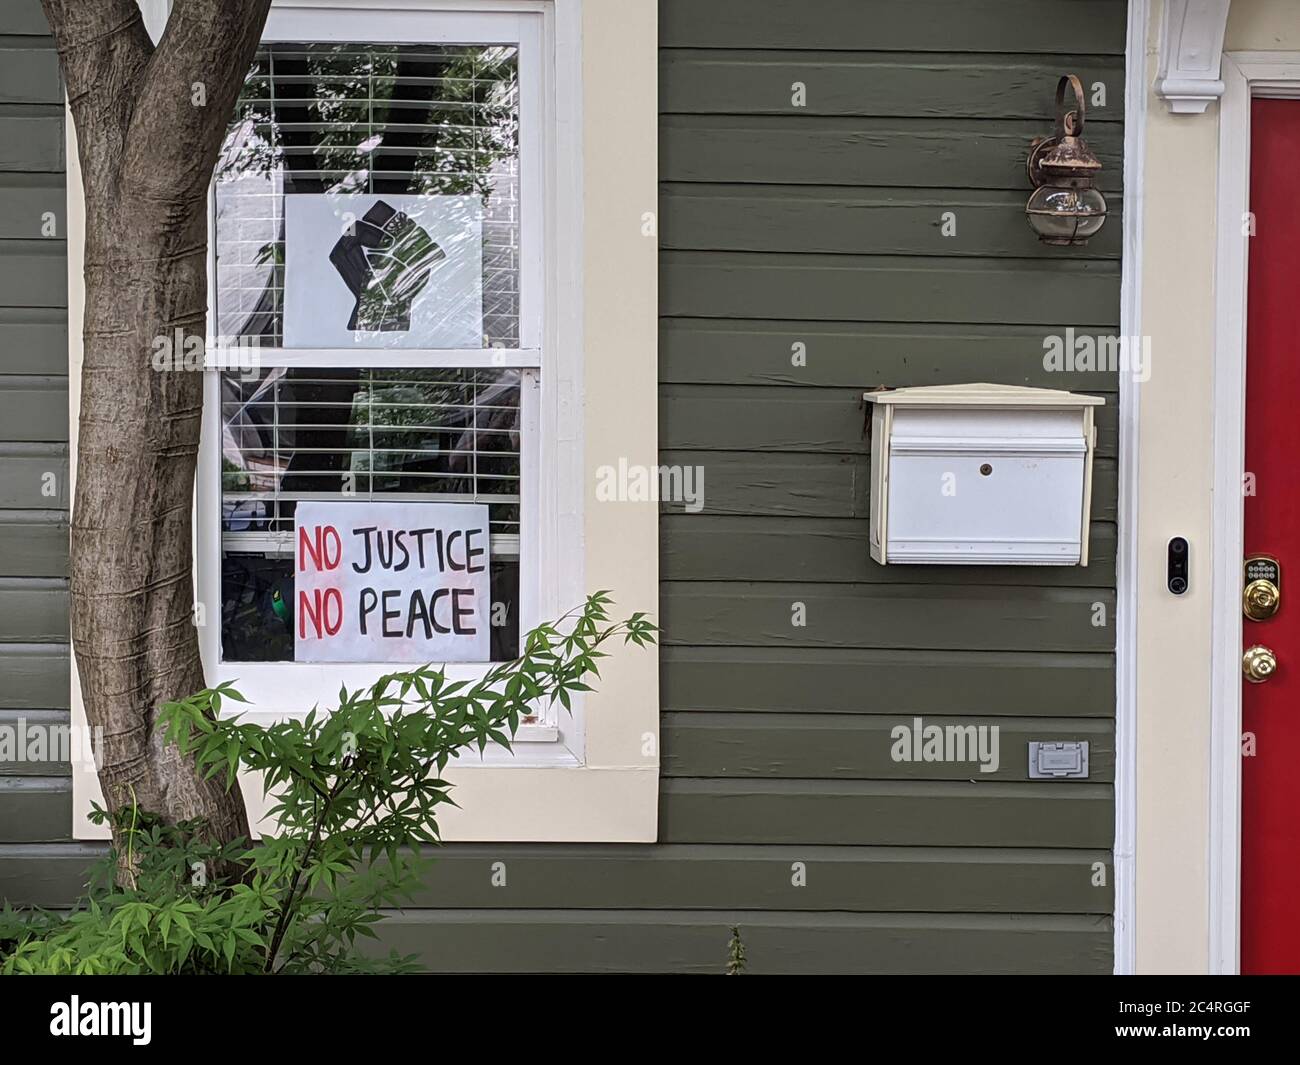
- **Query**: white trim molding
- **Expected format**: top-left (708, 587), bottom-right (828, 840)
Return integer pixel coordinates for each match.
top-left (1207, 49), bottom-right (1300, 975)
top-left (1156, 0), bottom-right (1233, 113)
top-left (1113, 0), bottom-right (1149, 976)
top-left (1208, 48), bottom-right (1249, 975)
top-left (198, 3), bottom-right (564, 736)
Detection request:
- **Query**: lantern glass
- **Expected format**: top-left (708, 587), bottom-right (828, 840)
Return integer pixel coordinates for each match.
top-left (1025, 185), bottom-right (1107, 245)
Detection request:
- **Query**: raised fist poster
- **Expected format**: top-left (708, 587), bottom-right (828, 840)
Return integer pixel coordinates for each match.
top-left (283, 194), bottom-right (483, 349)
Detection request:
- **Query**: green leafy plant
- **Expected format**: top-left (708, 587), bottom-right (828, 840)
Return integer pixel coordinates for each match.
top-left (726, 925), bottom-right (747, 975)
top-left (1, 593), bottom-right (655, 975)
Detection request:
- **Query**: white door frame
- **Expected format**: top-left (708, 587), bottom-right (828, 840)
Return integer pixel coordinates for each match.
top-left (1207, 51), bottom-right (1300, 975)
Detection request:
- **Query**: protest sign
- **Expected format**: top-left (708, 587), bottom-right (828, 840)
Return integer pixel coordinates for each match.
top-left (294, 501), bottom-right (491, 663)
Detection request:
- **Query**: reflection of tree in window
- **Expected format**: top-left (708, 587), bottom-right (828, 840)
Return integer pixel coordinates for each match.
top-left (214, 43), bottom-right (520, 345)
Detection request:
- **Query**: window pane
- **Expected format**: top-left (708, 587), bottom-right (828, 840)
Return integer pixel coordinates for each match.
top-left (219, 366), bottom-right (522, 662)
top-left (214, 43), bottom-right (520, 348)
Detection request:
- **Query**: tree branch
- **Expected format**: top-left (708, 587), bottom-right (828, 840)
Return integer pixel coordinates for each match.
top-left (41, 0), bottom-right (153, 105)
top-left (120, 0), bottom-right (273, 207)
top-left (41, 0), bottom-right (154, 196)
top-left (263, 764), bottom-right (364, 973)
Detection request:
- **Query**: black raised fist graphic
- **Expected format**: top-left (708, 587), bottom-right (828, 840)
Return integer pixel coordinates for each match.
top-left (328, 201), bottom-right (445, 332)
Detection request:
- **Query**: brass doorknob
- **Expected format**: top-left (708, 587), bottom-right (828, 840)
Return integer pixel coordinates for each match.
top-left (1243, 645), bottom-right (1278, 683)
top-left (1244, 579), bottom-right (1281, 621)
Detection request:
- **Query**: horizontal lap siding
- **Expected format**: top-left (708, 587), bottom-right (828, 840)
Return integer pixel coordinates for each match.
top-left (0, 4), bottom-right (73, 899)
top-left (367, 910), bottom-right (1111, 974)
top-left (0, 0), bottom-right (1122, 975)
top-left (659, 1), bottom-right (1127, 53)
top-left (649, 0), bottom-right (1121, 974)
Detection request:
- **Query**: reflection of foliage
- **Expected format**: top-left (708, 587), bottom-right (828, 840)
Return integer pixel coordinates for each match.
top-left (254, 242), bottom-right (283, 268)
top-left (222, 458), bottom-right (251, 492)
top-left (340, 369), bottom-right (520, 479)
top-left (214, 43), bottom-right (520, 344)
top-left (216, 43), bottom-right (519, 198)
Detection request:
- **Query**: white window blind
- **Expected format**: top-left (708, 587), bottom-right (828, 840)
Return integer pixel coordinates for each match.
top-left (220, 366), bottom-right (522, 542)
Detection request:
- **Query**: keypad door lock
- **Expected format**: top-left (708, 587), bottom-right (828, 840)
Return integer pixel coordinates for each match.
top-left (1244, 555), bottom-right (1281, 621)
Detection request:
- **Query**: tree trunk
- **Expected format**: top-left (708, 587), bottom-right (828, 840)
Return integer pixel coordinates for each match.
top-left (43, 0), bottom-right (273, 869)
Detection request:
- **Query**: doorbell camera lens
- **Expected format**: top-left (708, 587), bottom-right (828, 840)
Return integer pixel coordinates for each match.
top-left (1168, 537), bottom-right (1190, 595)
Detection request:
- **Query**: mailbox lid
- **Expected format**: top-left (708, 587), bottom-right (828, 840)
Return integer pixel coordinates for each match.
top-left (862, 382), bottom-right (1106, 411)
top-left (888, 406), bottom-right (1089, 452)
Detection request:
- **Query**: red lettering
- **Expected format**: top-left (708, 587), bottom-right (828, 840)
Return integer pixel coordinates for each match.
top-left (298, 525), bottom-right (342, 573)
top-left (299, 589), bottom-right (320, 638)
top-left (323, 587), bottom-right (343, 634)
top-left (298, 587), bottom-right (344, 638)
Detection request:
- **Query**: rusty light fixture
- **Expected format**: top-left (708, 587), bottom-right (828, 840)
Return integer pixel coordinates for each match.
top-left (1026, 74), bottom-right (1107, 245)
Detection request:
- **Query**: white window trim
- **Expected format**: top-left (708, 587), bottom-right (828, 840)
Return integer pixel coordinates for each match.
top-left (68, 0), bottom-right (661, 842)
top-left (200, 3), bottom-right (565, 748)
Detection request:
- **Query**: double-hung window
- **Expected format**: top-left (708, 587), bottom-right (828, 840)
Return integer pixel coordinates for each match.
top-left (199, 3), bottom-right (568, 744)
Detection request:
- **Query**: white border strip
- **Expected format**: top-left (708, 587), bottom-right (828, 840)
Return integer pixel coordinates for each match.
top-left (1208, 51), bottom-right (1249, 976)
top-left (1113, 0), bottom-right (1149, 976)
top-left (1207, 49), bottom-right (1300, 976)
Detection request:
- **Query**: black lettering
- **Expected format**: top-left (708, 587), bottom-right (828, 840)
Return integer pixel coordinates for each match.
top-left (376, 530), bottom-right (394, 570)
top-left (358, 587), bottom-right (378, 634)
top-left (451, 587), bottom-right (477, 635)
top-left (381, 589), bottom-right (402, 638)
top-left (351, 527), bottom-right (378, 574)
top-left (408, 528), bottom-right (438, 569)
top-left (393, 530), bottom-right (411, 572)
top-left (464, 528), bottom-right (486, 574)
top-left (429, 588), bottom-right (452, 634)
top-left (405, 588), bottom-right (432, 639)
top-left (446, 529), bottom-right (465, 571)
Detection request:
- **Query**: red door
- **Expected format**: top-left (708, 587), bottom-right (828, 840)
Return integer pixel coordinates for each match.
top-left (1241, 98), bottom-right (1300, 974)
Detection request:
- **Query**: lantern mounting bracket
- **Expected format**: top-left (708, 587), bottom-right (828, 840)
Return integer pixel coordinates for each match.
top-left (1027, 75), bottom-right (1098, 189)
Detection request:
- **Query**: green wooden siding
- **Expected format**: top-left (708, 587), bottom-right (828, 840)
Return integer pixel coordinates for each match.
top-left (0, 0), bottom-right (1121, 973)
top-left (650, 0), bottom-right (1120, 973)
top-left (0, 0), bottom-right (76, 911)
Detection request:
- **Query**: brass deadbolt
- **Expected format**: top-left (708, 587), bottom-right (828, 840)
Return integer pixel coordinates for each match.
top-left (1243, 555), bottom-right (1281, 620)
top-left (1244, 579), bottom-right (1281, 621)
top-left (1243, 645), bottom-right (1278, 684)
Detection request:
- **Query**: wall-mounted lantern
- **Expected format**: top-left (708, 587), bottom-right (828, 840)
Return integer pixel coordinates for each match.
top-left (1026, 74), bottom-right (1107, 246)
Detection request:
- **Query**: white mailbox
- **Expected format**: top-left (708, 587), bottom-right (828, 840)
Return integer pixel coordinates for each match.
top-left (863, 383), bottom-right (1104, 566)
